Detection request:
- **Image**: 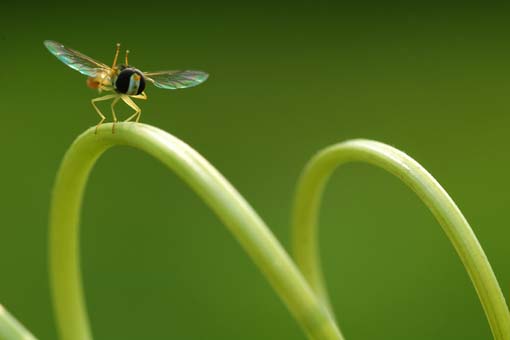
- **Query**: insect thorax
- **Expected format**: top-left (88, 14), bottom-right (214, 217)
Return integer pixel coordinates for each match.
top-left (114, 66), bottom-right (146, 95)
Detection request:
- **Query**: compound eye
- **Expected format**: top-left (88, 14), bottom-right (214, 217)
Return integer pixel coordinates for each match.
top-left (114, 69), bottom-right (133, 94)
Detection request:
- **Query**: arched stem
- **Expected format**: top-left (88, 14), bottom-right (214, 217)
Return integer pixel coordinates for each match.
top-left (0, 304), bottom-right (37, 340)
top-left (49, 123), bottom-right (343, 340)
top-left (291, 139), bottom-right (510, 339)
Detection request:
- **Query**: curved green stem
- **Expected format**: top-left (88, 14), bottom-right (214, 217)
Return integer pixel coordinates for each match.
top-left (0, 304), bottom-right (37, 340)
top-left (292, 139), bottom-right (510, 339)
top-left (49, 123), bottom-right (343, 340)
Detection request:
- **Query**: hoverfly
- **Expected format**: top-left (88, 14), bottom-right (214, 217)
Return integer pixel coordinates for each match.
top-left (44, 40), bottom-right (209, 133)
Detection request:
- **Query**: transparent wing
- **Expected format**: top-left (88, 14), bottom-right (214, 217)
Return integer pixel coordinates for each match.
top-left (144, 70), bottom-right (209, 90)
top-left (44, 40), bottom-right (111, 78)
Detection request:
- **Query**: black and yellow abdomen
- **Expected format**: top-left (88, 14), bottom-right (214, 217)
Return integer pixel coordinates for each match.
top-left (114, 67), bottom-right (146, 95)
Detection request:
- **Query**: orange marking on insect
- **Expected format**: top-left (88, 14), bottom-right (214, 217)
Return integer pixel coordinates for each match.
top-left (86, 77), bottom-right (100, 89)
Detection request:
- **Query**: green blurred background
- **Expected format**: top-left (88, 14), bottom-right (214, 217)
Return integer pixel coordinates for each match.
top-left (1, 2), bottom-right (510, 339)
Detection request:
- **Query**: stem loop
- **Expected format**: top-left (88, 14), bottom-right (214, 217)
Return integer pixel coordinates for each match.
top-left (292, 139), bottom-right (510, 340)
top-left (49, 123), bottom-right (343, 340)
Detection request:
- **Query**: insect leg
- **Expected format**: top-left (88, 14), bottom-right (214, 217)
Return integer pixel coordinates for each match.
top-left (130, 92), bottom-right (147, 100)
top-left (121, 95), bottom-right (142, 122)
top-left (91, 94), bottom-right (117, 134)
top-left (110, 96), bottom-right (121, 133)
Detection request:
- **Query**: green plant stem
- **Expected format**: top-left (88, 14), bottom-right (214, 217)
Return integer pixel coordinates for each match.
top-left (292, 139), bottom-right (510, 339)
top-left (49, 122), bottom-right (343, 340)
top-left (0, 304), bottom-right (37, 340)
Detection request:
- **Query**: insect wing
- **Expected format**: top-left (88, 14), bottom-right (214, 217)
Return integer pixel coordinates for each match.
top-left (144, 70), bottom-right (209, 90)
top-left (44, 40), bottom-right (111, 78)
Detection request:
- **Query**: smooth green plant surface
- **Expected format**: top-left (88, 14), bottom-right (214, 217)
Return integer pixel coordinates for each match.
top-left (3, 123), bottom-right (508, 339)
top-left (48, 123), bottom-right (342, 340)
top-left (0, 305), bottom-right (37, 340)
top-left (291, 140), bottom-right (510, 340)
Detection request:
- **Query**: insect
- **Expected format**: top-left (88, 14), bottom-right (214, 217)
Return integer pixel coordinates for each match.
top-left (44, 40), bottom-right (209, 133)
